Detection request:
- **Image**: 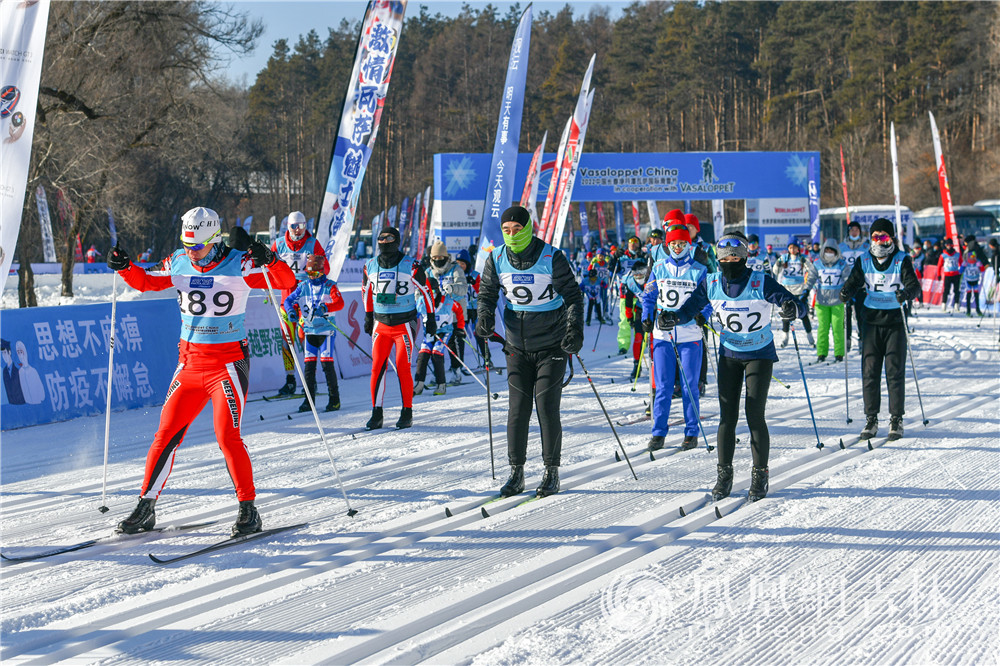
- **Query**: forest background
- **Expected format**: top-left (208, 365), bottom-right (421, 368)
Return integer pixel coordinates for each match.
top-left (12, 0), bottom-right (1000, 304)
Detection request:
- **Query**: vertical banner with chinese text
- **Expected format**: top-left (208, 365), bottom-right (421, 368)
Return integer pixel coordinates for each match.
top-left (547, 57), bottom-right (595, 246)
top-left (0, 0), bottom-right (50, 291)
top-left (929, 111), bottom-right (959, 242)
top-left (36, 186), bottom-right (57, 263)
top-left (579, 202), bottom-right (590, 252)
top-left (475, 5), bottom-right (532, 272)
top-left (315, 0), bottom-right (406, 281)
top-left (807, 158), bottom-right (820, 243)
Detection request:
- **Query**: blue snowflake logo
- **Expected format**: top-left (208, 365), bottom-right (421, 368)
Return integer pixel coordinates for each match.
top-left (785, 155), bottom-right (808, 187)
top-left (444, 156), bottom-right (476, 197)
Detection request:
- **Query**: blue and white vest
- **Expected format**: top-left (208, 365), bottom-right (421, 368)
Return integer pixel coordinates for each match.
top-left (940, 251), bottom-right (961, 274)
top-left (707, 270), bottom-right (773, 352)
top-left (860, 252), bottom-right (904, 310)
top-left (465, 269), bottom-right (480, 309)
top-left (839, 239), bottom-right (869, 269)
top-left (746, 251), bottom-right (769, 274)
top-left (274, 234), bottom-right (320, 280)
top-left (169, 249), bottom-right (252, 344)
top-left (962, 261), bottom-right (982, 283)
top-left (365, 255), bottom-right (419, 315)
top-left (777, 253), bottom-right (807, 286)
top-left (418, 293), bottom-right (459, 337)
top-left (651, 257), bottom-right (706, 343)
top-left (294, 278), bottom-right (339, 336)
top-left (816, 259), bottom-right (848, 291)
top-left (492, 243), bottom-right (563, 312)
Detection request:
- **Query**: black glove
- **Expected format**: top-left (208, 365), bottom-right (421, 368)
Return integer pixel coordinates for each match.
top-left (657, 311), bottom-right (680, 331)
top-left (475, 314), bottom-right (494, 339)
top-left (839, 287), bottom-right (852, 304)
top-left (364, 311), bottom-right (374, 336)
top-left (107, 243), bottom-right (130, 271)
top-left (561, 327), bottom-right (584, 355)
top-left (895, 289), bottom-right (908, 304)
top-left (781, 300), bottom-right (797, 321)
top-left (229, 225), bottom-right (274, 267)
top-left (424, 315), bottom-right (437, 336)
top-left (454, 327), bottom-right (465, 339)
top-left (695, 313), bottom-right (707, 328)
top-left (642, 318), bottom-right (654, 334)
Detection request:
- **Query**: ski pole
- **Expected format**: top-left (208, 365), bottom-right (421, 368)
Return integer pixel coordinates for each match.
top-left (575, 354), bottom-right (638, 480)
top-left (98, 272), bottom-right (118, 514)
top-left (437, 332), bottom-right (496, 395)
top-left (231, 229), bottom-right (357, 517)
top-left (790, 324), bottom-right (823, 449)
top-left (631, 333), bottom-right (649, 393)
top-left (669, 330), bottom-right (713, 452)
top-left (484, 342), bottom-right (496, 479)
top-left (899, 301), bottom-right (929, 425)
top-left (843, 305), bottom-right (852, 424)
top-left (591, 306), bottom-right (604, 352)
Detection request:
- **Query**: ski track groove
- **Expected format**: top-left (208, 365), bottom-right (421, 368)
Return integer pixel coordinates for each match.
top-left (2, 313), bottom-right (996, 665)
top-left (7, 391), bottom-right (988, 665)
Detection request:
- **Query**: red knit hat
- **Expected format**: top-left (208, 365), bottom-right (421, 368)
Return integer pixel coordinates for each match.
top-left (663, 209), bottom-right (684, 225)
top-left (666, 226), bottom-right (691, 244)
top-left (684, 213), bottom-right (700, 232)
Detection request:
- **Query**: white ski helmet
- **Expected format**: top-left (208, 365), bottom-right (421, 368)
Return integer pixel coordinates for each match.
top-left (180, 207), bottom-right (221, 248)
top-left (287, 210), bottom-right (308, 239)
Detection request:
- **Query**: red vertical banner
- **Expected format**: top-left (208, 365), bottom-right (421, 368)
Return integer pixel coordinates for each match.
top-left (839, 145), bottom-right (851, 227)
top-left (631, 201), bottom-right (640, 236)
top-left (595, 202), bottom-right (607, 246)
top-left (929, 111), bottom-right (959, 242)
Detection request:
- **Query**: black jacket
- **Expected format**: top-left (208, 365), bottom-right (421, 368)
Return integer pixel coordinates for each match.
top-left (841, 247), bottom-right (921, 327)
top-left (477, 237), bottom-right (584, 352)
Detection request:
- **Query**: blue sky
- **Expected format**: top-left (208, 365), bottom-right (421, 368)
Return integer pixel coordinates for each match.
top-left (222, 1), bottom-right (628, 85)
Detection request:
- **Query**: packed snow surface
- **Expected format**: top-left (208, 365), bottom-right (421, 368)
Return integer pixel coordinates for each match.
top-left (2, 282), bottom-right (998, 664)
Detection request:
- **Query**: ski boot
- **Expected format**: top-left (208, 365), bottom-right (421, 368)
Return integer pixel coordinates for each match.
top-left (395, 407), bottom-right (413, 429)
top-left (536, 466), bottom-right (560, 497)
top-left (816, 355), bottom-right (827, 363)
top-left (232, 500), bottom-right (262, 537)
top-left (277, 374), bottom-right (296, 396)
top-left (888, 416), bottom-right (904, 441)
top-left (780, 331), bottom-right (790, 348)
top-left (461, 366), bottom-right (472, 376)
top-left (117, 497), bottom-right (156, 534)
top-left (647, 435), bottom-right (665, 452)
top-left (712, 464), bottom-right (733, 501)
top-left (297, 397), bottom-right (312, 413)
top-left (681, 435), bottom-right (698, 451)
top-left (365, 406), bottom-right (383, 431)
top-left (805, 330), bottom-right (815, 347)
top-left (699, 381), bottom-right (707, 396)
top-left (834, 355), bottom-right (843, 362)
top-left (747, 466), bottom-right (769, 502)
top-left (618, 347), bottom-right (628, 356)
top-left (323, 364), bottom-right (340, 411)
top-left (433, 383), bottom-right (447, 396)
top-left (860, 415), bottom-right (878, 440)
top-left (413, 380), bottom-right (425, 396)
top-left (630, 360), bottom-right (640, 381)
top-left (449, 369), bottom-right (462, 386)
top-left (500, 465), bottom-right (525, 497)
top-left (325, 398), bottom-right (340, 412)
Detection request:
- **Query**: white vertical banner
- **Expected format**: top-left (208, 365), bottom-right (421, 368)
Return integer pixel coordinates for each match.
top-left (711, 200), bottom-right (726, 232)
top-left (538, 117), bottom-right (572, 243)
top-left (315, 0), bottom-right (406, 281)
top-left (551, 87), bottom-right (595, 249)
top-left (35, 186), bottom-right (57, 263)
top-left (0, 0), bottom-right (51, 291)
top-left (268, 215), bottom-right (277, 244)
top-left (889, 121), bottom-right (904, 248)
top-left (646, 201), bottom-right (660, 230)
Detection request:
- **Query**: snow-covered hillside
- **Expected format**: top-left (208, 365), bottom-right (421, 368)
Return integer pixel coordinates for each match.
top-left (1, 298), bottom-right (998, 665)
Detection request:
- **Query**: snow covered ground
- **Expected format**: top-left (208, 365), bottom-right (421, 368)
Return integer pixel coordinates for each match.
top-left (1, 289), bottom-right (998, 664)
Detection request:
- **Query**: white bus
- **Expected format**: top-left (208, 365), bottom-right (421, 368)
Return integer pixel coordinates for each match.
top-left (818, 205), bottom-right (914, 245)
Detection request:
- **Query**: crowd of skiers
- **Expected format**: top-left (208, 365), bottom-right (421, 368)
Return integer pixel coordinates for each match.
top-left (102, 204), bottom-right (998, 536)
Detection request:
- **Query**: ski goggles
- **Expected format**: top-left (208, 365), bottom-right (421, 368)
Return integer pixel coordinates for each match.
top-left (181, 229), bottom-right (221, 251)
top-left (871, 232), bottom-right (893, 244)
top-left (377, 233), bottom-right (397, 242)
top-left (716, 237), bottom-right (745, 249)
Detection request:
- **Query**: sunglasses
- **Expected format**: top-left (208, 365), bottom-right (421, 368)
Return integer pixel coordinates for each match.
top-left (871, 232), bottom-right (893, 243)
top-left (182, 229), bottom-right (220, 251)
top-left (716, 238), bottom-right (744, 249)
top-left (377, 234), bottom-right (396, 242)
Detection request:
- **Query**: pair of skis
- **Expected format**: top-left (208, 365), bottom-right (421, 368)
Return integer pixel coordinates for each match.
top-left (1, 521), bottom-right (306, 566)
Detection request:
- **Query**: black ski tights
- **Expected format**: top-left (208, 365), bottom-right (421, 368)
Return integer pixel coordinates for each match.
top-left (716, 355), bottom-right (773, 468)
top-left (862, 322), bottom-right (906, 417)
top-left (505, 346), bottom-right (567, 467)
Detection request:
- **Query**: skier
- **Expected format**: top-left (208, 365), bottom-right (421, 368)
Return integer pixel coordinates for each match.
top-left (646, 228), bottom-right (667, 265)
top-left (476, 205), bottom-right (584, 498)
top-left (665, 231), bottom-right (806, 502)
top-left (936, 237), bottom-right (963, 312)
top-left (621, 259), bottom-right (650, 380)
top-left (582, 269), bottom-right (605, 325)
top-left (683, 213), bottom-right (718, 272)
top-left (281, 254), bottom-right (344, 413)
top-left (839, 221), bottom-right (870, 350)
top-left (616, 236), bottom-right (647, 355)
top-left (773, 240), bottom-right (817, 348)
top-left (961, 250), bottom-right (985, 317)
top-left (362, 226), bottom-right (435, 430)
top-left (413, 278), bottom-right (466, 396)
top-left (107, 207), bottom-right (296, 536)
top-left (910, 243), bottom-right (926, 307)
top-left (428, 241), bottom-right (468, 381)
top-left (840, 218), bottom-right (921, 441)
top-left (455, 249), bottom-right (484, 366)
top-left (86, 245), bottom-right (101, 263)
top-left (814, 239), bottom-right (851, 362)
top-left (271, 211), bottom-right (329, 397)
top-left (746, 234), bottom-right (771, 274)
top-left (641, 226), bottom-right (709, 452)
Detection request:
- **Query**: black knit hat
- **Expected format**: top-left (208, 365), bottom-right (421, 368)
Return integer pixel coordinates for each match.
top-left (869, 218), bottom-right (895, 237)
top-left (500, 206), bottom-right (532, 226)
top-left (378, 226), bottom-right (400, 242)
